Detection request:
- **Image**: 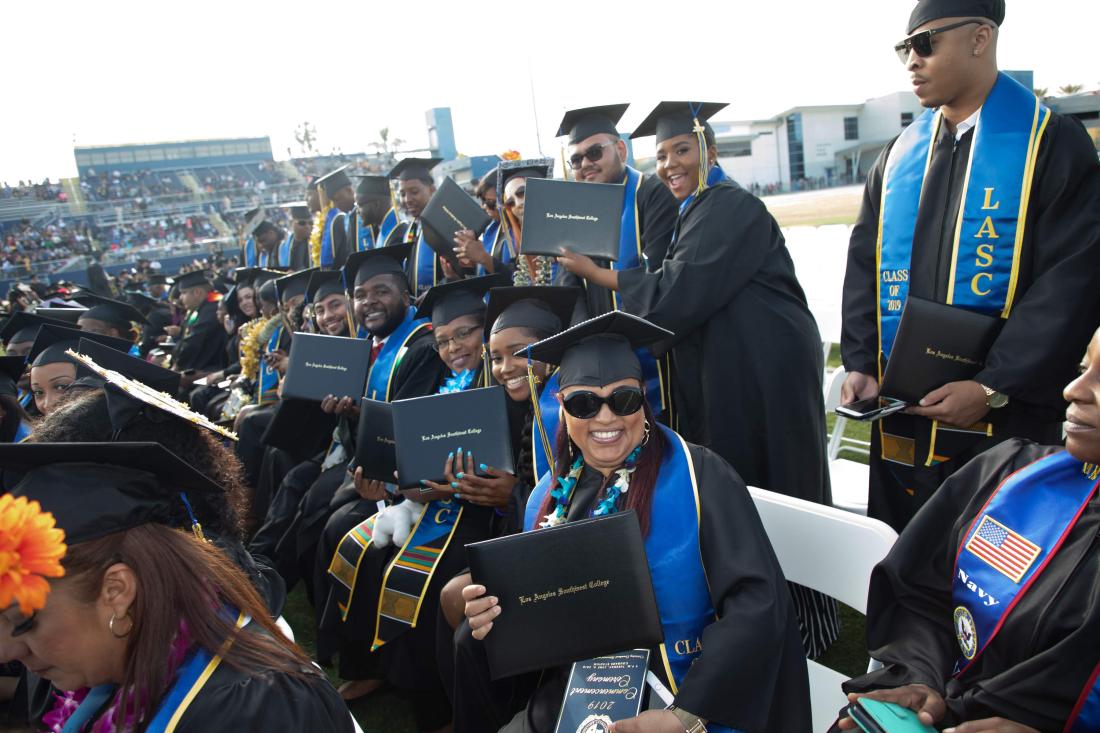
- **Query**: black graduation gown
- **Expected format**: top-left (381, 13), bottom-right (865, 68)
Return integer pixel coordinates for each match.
top-left (174, 299), bottom-right (227, 374)
top-left (139, 302), bottom-right (173, 357)
top-left (556, 172), bottom-right (678, 320)
top-left (452, 440), bottom-right (810, 733)
top-left (841, 112), bottom-right (1100, 531)
top-left (618, 180), bottom-right (830, 505)
top-left (288, 235), bottom-right (312, 271)
top-left (331, 209), bottom-right (353, 271)
top-left (844, 439), bottom-right (1100, 732)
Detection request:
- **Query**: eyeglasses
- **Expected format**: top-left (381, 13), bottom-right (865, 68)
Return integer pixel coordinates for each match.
top-left (431, 324), bottom-right (482, 352)
top-left (480, 198), bottom-right (497, 211)
top-left (894, 19), bottom-right (986, 64)
top-left (562, 387), bottom-right (644, 419)
top-left (568, 142), bottom-right (614, 170)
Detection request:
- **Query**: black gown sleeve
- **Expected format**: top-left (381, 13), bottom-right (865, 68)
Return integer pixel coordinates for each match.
top-left (391, 334), bottom-right (446, 399)
top-left (636, 173), bottom-right (677, 269)
top-left (840, 144), bottom-right (893, 377)
top-left (973, 115), bottom-right (1100, 410)
top-left (331, 212), bottom-right (350, 270)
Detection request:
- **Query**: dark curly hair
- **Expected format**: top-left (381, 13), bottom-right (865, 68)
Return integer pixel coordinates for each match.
top-left (28, 388), bottom-right (248, 540)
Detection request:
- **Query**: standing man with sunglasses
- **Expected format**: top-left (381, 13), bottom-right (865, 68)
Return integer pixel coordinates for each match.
top-left (841, 0), bottom-right (1100, 531)
top-left (278, 201), bottom-right (315, 271)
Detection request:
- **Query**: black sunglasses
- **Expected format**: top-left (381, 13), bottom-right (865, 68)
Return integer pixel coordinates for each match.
top-left (895, 19), bottom-right (986, 63)
top-left (568, 142), bottom-right (614, 170)
top-left (562, 386), bottom-right (644, 419)
top-left (480, 198), bottom-right (497, 211)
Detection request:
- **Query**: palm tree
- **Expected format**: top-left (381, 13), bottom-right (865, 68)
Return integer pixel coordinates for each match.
top-left (369, 128), bottom-right (405, 157)
top-left (1033, 87), bottom-right (1048, 99)
top-left (294, 122), bottom-right (317, 155)
top-left (1058, 84), bottom-right (1083, 95)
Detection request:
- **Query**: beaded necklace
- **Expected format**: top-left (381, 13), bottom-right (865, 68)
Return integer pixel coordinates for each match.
top-left (539, 444), bottom-right (642, 528)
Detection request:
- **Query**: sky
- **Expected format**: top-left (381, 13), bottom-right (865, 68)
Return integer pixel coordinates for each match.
top-left (3, 0), bottom-right (1097, 183)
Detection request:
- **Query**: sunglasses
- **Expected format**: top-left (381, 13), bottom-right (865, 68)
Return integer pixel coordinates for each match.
top-left (568, 142), bottom-right (613, 170)
top-left (562, 386), bottom-right (644, 419)
top-left (480, 199), bottom-right (497, 211)
top-left (894, 19), bottom-right (986, 63)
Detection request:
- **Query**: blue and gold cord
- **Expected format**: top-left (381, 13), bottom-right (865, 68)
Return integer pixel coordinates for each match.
top-left (179, 492), bottom-right (206, 541)
top-left (690, 102), bottom-right (709, 197)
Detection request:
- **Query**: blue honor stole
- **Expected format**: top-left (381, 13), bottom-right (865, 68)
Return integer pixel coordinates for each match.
top-left (951, 452), bottom-right (1100, 679)
top-left (258, 324), bottom-right (283, 405)
top-left (356, 216), bottom-right (376, 251)
top-left (278, 231), bottom-right (294, 268)
top-left (406, 221), bottom-right (438, 296)
top-left (243, 236), bottom-right (257, 267)
top-left (320, 207), bottom-right (341, 268)
top-left (13, 419), bottom-right (32, 443)
top-left (477, 219), bottom-right (502, 276)
top-left (524, 426), bottom-right (734, 732)
top-left (363, 309), bottom-right (430, 401)
top-left (532, 370), bottom-right (561, 480)
top-left (18, 389), bottom-right (33, 409)
top-left (379, 207), bottom-right (402, 247)
top-left (257, 249), bottom-right (271, 268)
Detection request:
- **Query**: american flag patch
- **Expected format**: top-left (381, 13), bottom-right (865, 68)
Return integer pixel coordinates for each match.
top-left (965, 515), bottom-right (1042, 583)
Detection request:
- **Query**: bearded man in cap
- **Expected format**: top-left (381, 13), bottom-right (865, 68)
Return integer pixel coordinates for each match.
top-left (840, 0), bottom-right (1100, 531)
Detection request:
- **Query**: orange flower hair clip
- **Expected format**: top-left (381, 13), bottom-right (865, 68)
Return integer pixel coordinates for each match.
top-left (0, 494), bottom-right (67, 616)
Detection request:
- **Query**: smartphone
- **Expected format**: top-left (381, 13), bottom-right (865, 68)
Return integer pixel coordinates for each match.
top-left (835, 396), bottom-right (907, 421)
top-left (846, 699), bottom-right (937, 733)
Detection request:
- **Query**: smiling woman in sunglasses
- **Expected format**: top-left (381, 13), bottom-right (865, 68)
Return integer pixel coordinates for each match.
top-left (840, 0), bottom-right (1100, 532)
top-left (452, 312), bottom-right (811, 733)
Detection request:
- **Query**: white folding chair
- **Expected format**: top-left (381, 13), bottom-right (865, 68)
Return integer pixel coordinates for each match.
top-left (748, 486), bottom-right (898, 733)
top-left (822, 366), bottom-right (870, 515)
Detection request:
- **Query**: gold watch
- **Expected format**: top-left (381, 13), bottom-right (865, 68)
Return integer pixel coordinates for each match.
top-left (667, 706), bottom-right (708, 733)
top-left (980, 384), bottom-right (1009, 409)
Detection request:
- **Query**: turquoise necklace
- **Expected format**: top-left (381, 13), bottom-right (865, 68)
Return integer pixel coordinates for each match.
top-left (539, 444), bottom-right (643, 528)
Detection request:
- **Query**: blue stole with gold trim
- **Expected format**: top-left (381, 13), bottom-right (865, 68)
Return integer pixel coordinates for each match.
top-left (13, 420), bottom-right (32, 443)
top-left (18, 390), bottom-right (32, 409)
top-left (951, 452), bottom-right (1100, 676)
top-left (476, 220), bottom-right (502, 276)
top-left (258, 324), bottom-right (282, 404)
top-left (243, 236), bottom-right (257, 267)
top-left (406, 222), bottom-right (437, 296)
top-left (877, 72), bottom-right (1050, 360)
top-left (379, 207), bottom-right (401, 247)
top-left (364, 308), bottom-right (428, 401)
top-left (278, 231), bottom-right (293, 267)
top-left (320, 207), bottom-right (341, 268)
top-left (355, 215), bottom-right (376, 251)
top-left (524, 426), bottom-right (733, 731)
top-left (532, 371), bottom-right (561, 479)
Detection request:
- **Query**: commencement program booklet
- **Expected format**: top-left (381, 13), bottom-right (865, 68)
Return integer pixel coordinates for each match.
top-left (880, 296), bottom-right (1002, 404)
top-left (281, 332), bottom-right (372, 404)
top-left (554, 650), bottom-right (650, 733)
top-left (354, 398), bottom-right (396, 483)
top-left (421, 176), bottom-right (491, 272)
top-left (390, 385), bottom-right (513, 489)
top-left (466, 512), bottom-right (663, 680)
top-left (521, 178), bottom-right (624, 260)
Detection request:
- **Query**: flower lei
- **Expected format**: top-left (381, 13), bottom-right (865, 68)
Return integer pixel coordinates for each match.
top-left (236, 317), bottom-right (264, 381)
top-left (540, 445), bottom-right (643, 528)
top-left (309, 202), bottom-right (331, 268)
top-left (0, 495), bottom-right (67, 616)
top-left (439, 369), bottom-right (476, 394)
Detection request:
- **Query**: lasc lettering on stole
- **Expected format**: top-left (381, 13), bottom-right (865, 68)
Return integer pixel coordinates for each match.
top-left (970, 187), bottom-right (1001, 297)
top-left (957, 568), bottom-right (1000, 607)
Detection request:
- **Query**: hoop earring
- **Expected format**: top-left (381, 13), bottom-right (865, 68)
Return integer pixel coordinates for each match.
top-left (642, 419), bottom-right (651, 446)
top-left (108, 612), bottom-right (133, 639)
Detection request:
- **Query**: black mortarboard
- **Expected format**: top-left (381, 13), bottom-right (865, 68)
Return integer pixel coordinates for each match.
top-left (414, 273), bottom-right (508, 329)
top-left (146, 274), bottom-right (171, 287)
top-left (354, 175), bottom-right (391, 198)
top-left (388, 158), bottom-right (442, 184)
top-left (907, 0), bottom-right (1005, 33)
top-left (70, 293), bottom-right (148, 327)
top-left (280, 201), bottom-right (312, 221)
top-left (0, 442), bottom-right (223, 544)
top-left (222, 285), bottom-right (244, 321)
top-left (242, 207), bottom-right (265, 236)
top-left (258, 279), bottom-right (278, 305)
top-left (0, 355), bottom-right (25, 397)
top-left (556, 104), bottom-right (630, 145)
top-left (344, 243), bottom-right (411, 290)
top-left (485, 286), bottom-right (581, 340)
top-left (316, 166), bottom-right (354, 198)
top-left (629, 101), bottom-right (729, 144)
top-left (126, 292), bottom-right (166, 317)
top-left (306, 269), bottom-right (345, 304)
top-left (521, 311), bottom-right (673, 389)
top-left (274, 268), bottom-right (316, 304)
top-left (29, 307), bottom-right (86, 326)
top-left (496, 158), bottom-right (554, 204)
top-left (175, 270), bottom-right (212, 290)
top-left (234, 267), bottom-right (282, 289)
top-left (2, 312), bottom-right (73, 347)
top-left (28, 324), bottom-right (131, 369)
top-left (74, 338), bottom-right (180, 395)
top-left (253, 219), bottom-right (279, 238)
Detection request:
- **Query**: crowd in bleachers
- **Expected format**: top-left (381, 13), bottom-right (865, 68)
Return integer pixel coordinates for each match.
top-left (197, 162), bottom-right (294, 194)
top-left (94, 214), bottom-right (217, 250)
top-left (1, 219), bottom-right (93, 275)
top-left (79, 168), bottom-right (191, 202)
top-left (1, 179), bottom-right (66, 202)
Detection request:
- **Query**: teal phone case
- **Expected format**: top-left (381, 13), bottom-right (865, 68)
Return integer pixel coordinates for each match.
top-left (852, 698), bottom-right (938, 733)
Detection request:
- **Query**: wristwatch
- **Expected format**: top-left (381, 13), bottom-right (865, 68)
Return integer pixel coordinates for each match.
top-left (667, 706), bottom-right (708, 733)
top-left (980, 384), bottom-right (1009, 409)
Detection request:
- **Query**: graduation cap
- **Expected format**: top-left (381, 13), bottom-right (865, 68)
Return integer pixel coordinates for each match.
top-left (521, 311), bottom-right (673, 389)
top-left (257, 278), bottom-right (278, 305)
top-left (306, 269), bottom-right (345, 304)
top-left (234, 267), bottom-right (283, 289)
top-left (316, 166), bottom-right (354, 198)
top-left (496, 158), bottom-right (554, 204)
top-left (353, 175), bottom-right (391, 198)
top-left (65, 349), bottom-right (235, 441)
top-left (73, 337), bottom-right (180, 395)
top-left (175, 270), bottom-right (212, 290)
top-left (908, 0), bottom-right (1004, 33)
top-left (280, 201), bottom-right (312, 221)
top-left (146, 274), bottom-right (172, 287)
top-left (274, 268), bottom-right (316, 304)
top-left (485, 286), bottom-right (582, 341)
top-left (242, 207), bottom-right (265, 237)
top-left (344, 244), bottom-right (412, 290)
top-left (69, 293), bottom-right (148, 327)
top-left (1, 312), bottom-right (73, 347)
top-left (0, 442), bottom-right (223, 545)
top-left (125, 292), bottom-right (162, 317)
top-left (28, 324), bottom-right (131, 370)
top-left (629, 101), bottom-right (728, 144)
top-left (388, 158), bottom-right (442, 185)
top-left (27, 306), bottom-right (86, 325)
top-left (0, 355), bottom-right (25, 397)
top-left (556, 104), bottom-right (630, 145)
top-left (414, 273), bottom-right (508, 329)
